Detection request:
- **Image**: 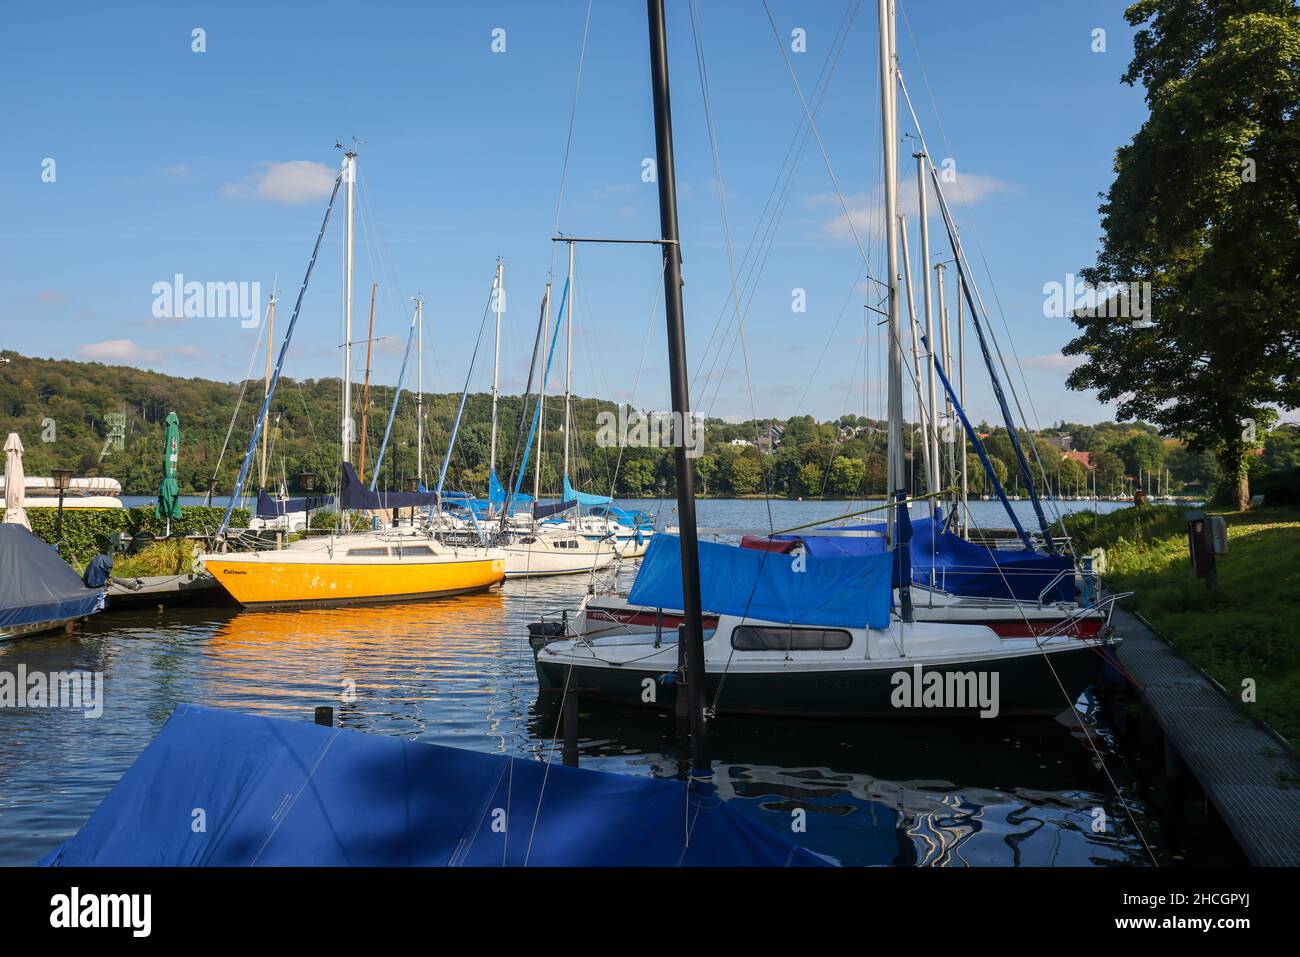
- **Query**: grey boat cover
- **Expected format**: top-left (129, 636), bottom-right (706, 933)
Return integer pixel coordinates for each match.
top-left (0, 524), bottom-right (102, 629)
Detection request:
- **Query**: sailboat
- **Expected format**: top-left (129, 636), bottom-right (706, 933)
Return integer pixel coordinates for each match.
top-left (531, 0), bottom-right (1120, 720)
top-left (201, 150), bottom-right (505, 607)
top-left (477, 261), bottom-right (621, 578)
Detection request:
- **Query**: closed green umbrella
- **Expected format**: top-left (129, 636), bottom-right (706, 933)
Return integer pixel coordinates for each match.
top-left (156, 412), bottom-right (182, 526)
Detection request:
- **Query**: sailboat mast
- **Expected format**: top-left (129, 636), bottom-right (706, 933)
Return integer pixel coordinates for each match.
top-left (915, 152), bottom-right (939, 514)
top-left (416, 296), bottom-right (424, 487)
top-left (259, 293), bottom-right (276, 490)
top-left (358, 282), bottom-right (377, 482)
top-left (898, 216), bottom-right (933, 497)
top-left (489, 261), bottom-right (503, 477)
top-left (880, 0), bottom-right (905, 528)
top-left (563, 240), bottom-right (574, 482)
top-left (534, 283), bottom-right (550, 500)
top-left (342, 150), bottom-right (357, 466)
top-left (936, 260), bottom-right (952, 511)
top-left (647, 0), bottom-right (708, 777)
top-left (957, 270), bottom-right (968, 526)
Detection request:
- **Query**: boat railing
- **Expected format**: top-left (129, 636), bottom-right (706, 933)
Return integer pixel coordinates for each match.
top-left (1039, 589), bottom-right (1132, 638)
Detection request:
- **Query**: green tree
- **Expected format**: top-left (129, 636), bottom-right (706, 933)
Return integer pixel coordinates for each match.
top-left (1063, 0), bottom-right (1300, 508)
top-left (725, 451), bottom-right (763, 495)
top-left (693, 454), bottom-right (718, 495)
top-left (1091, 450), bottom-right (1126, 495)
top-left (827, 456), bottom-right (867, 497)
top-left (620, 458), bottom-right (655, 496)
top-left (798, 462), bottom-right (825, 497)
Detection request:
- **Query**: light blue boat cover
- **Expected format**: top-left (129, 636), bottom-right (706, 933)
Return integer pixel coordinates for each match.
top-left (40, 704), bottom-right (827, 867)
top-left (562, 474), bottom-right (613, 507)
top-left (0, 524), bottom-right (101, 629)
top-left (627, 533), bottom-right (892, 630)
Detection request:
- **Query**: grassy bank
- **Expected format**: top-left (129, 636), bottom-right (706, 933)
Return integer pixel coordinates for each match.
top-left (1063, 505), bottom-right (1300, 748)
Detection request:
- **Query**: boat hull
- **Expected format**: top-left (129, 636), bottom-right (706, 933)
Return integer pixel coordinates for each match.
top-left (202, 555), bottom-right (504, 607)
top-left (536, 645), bottom-right (1105, 719)
top-left (0, 617), bottom-right (79, 642)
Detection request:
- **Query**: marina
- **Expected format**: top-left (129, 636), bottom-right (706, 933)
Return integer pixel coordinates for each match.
top-left (0, 0), bottom-right (1296, 922)
top-left (0, 497), bottom-right (1265, 868)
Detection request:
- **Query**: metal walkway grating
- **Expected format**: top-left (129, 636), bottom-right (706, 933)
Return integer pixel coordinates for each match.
top-left (1114, 607), bottom-right (1300, 866)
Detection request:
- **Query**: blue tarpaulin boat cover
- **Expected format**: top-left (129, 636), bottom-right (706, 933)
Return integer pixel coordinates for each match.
top-left (563, 474), bottom-right (613, 507)
top-left (588, 504), bottom-right (653, 528)
top-left (761, 517), bottom-right (1075, 604)
top-left (627, 534), bottom-right (892, 630)
top-left (0, 524), bottom-right (102, 630)
top-left (40, 704), bottom-right (827, 867)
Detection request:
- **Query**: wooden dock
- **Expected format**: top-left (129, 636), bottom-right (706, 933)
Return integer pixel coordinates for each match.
top-left (1113, 606), bottom-right (1300, 866)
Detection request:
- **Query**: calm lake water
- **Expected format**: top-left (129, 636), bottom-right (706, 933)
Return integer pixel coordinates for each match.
top-left (2, 498), bottom-right (1190, 867)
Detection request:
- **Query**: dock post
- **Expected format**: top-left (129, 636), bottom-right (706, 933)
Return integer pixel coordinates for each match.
top-left (314, 706), bottom-right (333, 727)
top-left (562, 670), bottom-right (579, 768)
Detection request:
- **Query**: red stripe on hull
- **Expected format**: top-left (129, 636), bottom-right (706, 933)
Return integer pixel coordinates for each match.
top-left (587, 608), bottom-right (720, 630)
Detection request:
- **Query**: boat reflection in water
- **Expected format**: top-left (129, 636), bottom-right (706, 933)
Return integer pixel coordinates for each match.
top-left (203, 592), bottom-right (517, 739)
top-left (525, 701), bottom-right (1161, 867)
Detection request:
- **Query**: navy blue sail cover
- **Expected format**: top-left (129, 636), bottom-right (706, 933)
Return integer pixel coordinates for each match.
top-left (40, 704), bottom-right (827, 867)
top-left (0, 524), bottom-right (102, 629)
top-left (762, 516), bottom-right (1075, 603)
top-left (255, 489), bottom-right (330, 519)
top-left (628, 533), bottom-right (893, 630)
top-left (338, 461), bottom-right (438, 510)
top-left (533, 498), bottom-right (578, 519)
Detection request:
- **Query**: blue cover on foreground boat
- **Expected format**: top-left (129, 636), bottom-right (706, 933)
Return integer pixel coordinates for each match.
top-left (41, 704), bottom-right (827, 867)
top-left (628, 534), bottom-right (892, 630)
top-left (768, 517), bottom-right (1075, 604)
top-left (0, 524), bottom-right (101, 629)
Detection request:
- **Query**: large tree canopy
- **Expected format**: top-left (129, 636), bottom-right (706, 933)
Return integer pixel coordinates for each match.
top-left (1063, 0), bottom-right (1300, 507)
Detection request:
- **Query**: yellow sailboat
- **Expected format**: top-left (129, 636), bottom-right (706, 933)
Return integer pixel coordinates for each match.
top-left (204, 149), bottom-right (505, 608)
top-left (202, 532), bottom-right (503, 607)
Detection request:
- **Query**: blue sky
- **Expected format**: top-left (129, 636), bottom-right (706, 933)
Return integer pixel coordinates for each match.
top-left (0, 0), bottom-right (1149, 427)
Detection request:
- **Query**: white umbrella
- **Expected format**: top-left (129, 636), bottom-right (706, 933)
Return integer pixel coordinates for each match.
top-left (4, 432), bottom-right (30, 531)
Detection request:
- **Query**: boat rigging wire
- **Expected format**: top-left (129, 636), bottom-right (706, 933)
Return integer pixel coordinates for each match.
top-left (687, 0), bottom-right (775, 534)
top-left (760, 0), bottom-right (883, 291)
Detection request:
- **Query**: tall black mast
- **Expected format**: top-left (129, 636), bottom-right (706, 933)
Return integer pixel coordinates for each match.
top-left (646, 0), bottom-right (708, 778)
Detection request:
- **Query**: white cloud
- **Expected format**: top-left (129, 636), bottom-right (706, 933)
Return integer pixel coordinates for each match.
top-left (78, 339), bottom-right (164, 363)
top-left (1021, 352), bottom-right (1084, 371)
top-left (222, 160), bottom-right (335, 204)
top-left (813, 172), bottom-right (1013, 241)
top-left (162, 163), bottom-right (191, 177)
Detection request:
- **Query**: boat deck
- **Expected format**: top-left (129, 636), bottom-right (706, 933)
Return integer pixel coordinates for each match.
top-left (1113, 606), bottom-right (1300, 866)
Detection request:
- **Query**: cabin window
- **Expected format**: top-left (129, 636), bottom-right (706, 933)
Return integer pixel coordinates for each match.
top-left (730, 626), bottom-right (852, 651)
top-left (347, 546), bottom-right (391, 557)
top-left (399, 545), bottom-right (434, 556)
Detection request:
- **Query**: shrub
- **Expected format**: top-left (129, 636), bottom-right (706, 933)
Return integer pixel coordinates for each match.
top-left (27, 505), bottom-right (250, 567)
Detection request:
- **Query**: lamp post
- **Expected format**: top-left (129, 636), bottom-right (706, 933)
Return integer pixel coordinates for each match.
top-left (297, 471), bottom-right (315, 532)
top-left (52, 468), bottom-right (72, 554)
top-left (204, 477), bottom-right (218, 507)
